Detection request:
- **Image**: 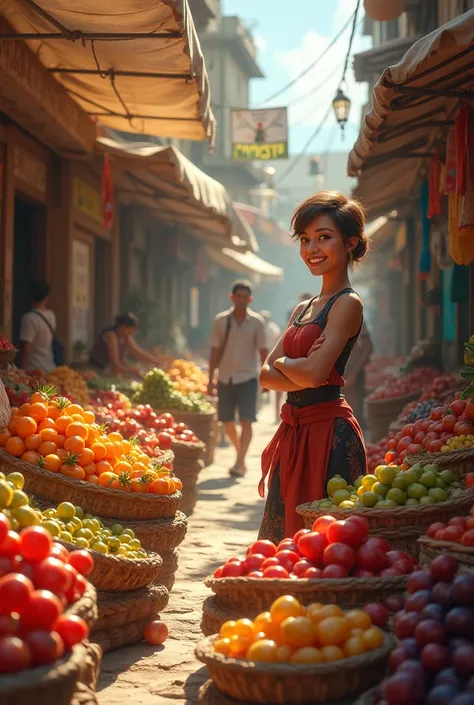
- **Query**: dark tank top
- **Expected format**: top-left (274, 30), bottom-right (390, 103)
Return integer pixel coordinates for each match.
top-left (89, 327), bottom-right (128, 371)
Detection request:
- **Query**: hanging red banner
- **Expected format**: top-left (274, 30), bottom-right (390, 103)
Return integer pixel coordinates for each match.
top-left (101, 154), bottom-right (114, 230)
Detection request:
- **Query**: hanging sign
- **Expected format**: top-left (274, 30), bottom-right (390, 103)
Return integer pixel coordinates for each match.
top-left (73, 178), bottom-right (102, 224)
top-left (231, 107), bottom-right (288, 161)
top-left (71, 240), bottom-right (91, 346)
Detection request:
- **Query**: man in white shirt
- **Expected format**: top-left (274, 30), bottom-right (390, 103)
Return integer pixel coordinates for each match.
top-left (208, 280), bottom-right (268, 477)
top-left (19, 280), bottom-right (56, 373)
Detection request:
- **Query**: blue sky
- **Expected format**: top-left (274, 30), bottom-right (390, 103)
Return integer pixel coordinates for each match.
top-left (222, 0), bottom-right (372, 156)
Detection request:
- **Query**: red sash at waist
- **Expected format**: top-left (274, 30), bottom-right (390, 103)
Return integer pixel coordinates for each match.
top-left (259, 398), bottom-right (366, 537)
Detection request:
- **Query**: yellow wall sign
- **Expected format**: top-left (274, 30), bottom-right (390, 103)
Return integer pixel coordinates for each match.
top-left (73, 178), bottom-right (102, 224)
top-left (232, 142), bottom-right (288, 161)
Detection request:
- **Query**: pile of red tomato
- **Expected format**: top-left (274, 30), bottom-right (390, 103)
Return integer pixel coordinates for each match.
top-left (367, 367), bottom-right (439, 402)
top-left (0, 335), bottom-right (15, 351)
top-left (215, 515), bottom-right (421, 581)
top-left (0, 515), bottom-right (91, 674)
top-left (427, 505), bottom-right (474, 546)
top-left (91, 402), bottom-right (201, 457)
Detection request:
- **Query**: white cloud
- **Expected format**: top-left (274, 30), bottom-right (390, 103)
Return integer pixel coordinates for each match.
top-left (254, 34), bottom-right (268, 52)
top-left (271, 0), bottom-right (372, 144)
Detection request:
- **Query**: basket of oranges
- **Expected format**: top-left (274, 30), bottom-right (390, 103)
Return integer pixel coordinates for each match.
top-left (195, 595), bottom-right (393, 705)
top-left (0, 390), bottom-right (181, 520)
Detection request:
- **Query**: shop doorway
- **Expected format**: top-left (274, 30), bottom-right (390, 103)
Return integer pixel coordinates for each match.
top-left (12, 196), bottom-right (46, 345)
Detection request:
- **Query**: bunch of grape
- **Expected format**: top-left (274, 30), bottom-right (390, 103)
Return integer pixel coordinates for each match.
top-left (406, 399), bottom-right (438, 423)
top-left (132, 369), bottom-right (212, 413)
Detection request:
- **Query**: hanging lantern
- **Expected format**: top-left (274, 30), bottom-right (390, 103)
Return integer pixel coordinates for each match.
top-left (363, 0), bottom-right (405, 22)
top-left (309, 156), bottom-right (321, 176)
top-left (332, 88), bottom-right (351, 132)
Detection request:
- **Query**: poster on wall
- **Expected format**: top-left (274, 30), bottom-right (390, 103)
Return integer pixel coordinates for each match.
top-left (231, 107), bottom-right (288, 161)
top-left (71, 240), bottom-right (91, 347)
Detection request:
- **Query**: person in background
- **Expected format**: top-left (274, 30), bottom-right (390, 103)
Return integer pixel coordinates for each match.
top-left (343, 320), bottom-right (373, 428)
top-left (260, 310), bottom-right (283, 423)
top-left (89, 313), bottom-right (162, 376)
top-left (208, 280), bottom-right (268, 477)
top-left (19, 280), bottom-right (57, 373)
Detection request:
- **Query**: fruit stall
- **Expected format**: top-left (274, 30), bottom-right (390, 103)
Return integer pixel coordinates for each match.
top-left (193, 335), bottom-right (474, 704)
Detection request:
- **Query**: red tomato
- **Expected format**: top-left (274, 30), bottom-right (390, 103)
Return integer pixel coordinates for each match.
top-left (157, 432), bottom-right (173, 450)
top-left (323, 543), bottom-right (356, 570)
top-left (0, 574), bottom-right (34, 615)
top-left (466, 473), bottom-right (474, 488)
top-left (413, 432), bottom-right (426, 444)
top-left (249, 540), bottom-right (277, 558)
top-left (450, 400), bottom-right (467, 417)
top-left (297, 532), bottom-right (328, 563)
top-left (311, 515), bottom-right (336, 535)
top-left (20, 590), bottom-right (63, 632)
top-left (346, 515), bottom-right (370, 532)
top-left (449, 517), bottom-right (467, 528)
top-left (242, 553), bottom-right (266, 574)
top-left (34, 557), bottom-right (73, 595)
top-left (461, 530), bottom-right (474, 547)
top-left (159, 413), bottom-right (175, 427)
top-left (214, 566), bottom-right (223, 579)
top-left (293, 559), bottom-right (314, 577)
top-left (428, 440), bottom-right (444, 453)
top-left (321, 564), bottom-right (349, 579)
top-left (0, 531), bottom-right (21, 558)
top-left (262, 565), bottom-right (289, 579)
top-left (466, 403), bottom-right (474, 422)
top-left (247, 571), bottom-right (264, 578)
top-left (53, 615), bottom-right (88, 649)
top-left (356, 544), bottom-right (388, 574)
top-left (19, 527), bottom-right (52, 563)
top-left (326, 519), bottom-right (368, 548)
top-left (0, 636), bottom-right (31, 673)
top-left (397, 436), bottom-right (413, 452)
top-left (365, 537), bottom-right (390, 553)
top-left (420, 419), bottom-right (432, 432)
top-left (303, 567), bottom-right (323, 578)
top-left (402, 424), bottom-right (415, 438)
top-left (143, 619), bottom-right (168, 645)
top-left (408, 443), bottom-right (422, 455)
top-left (293, 528), bottom-right (310, 544)
top-left (277, 539), bottom-right (298, 553)
top-left (24, 630), bottom-right (64, 665)
top-left (68, 550), bottom-right (94, 578)
top-left (454, 421), bottom-right (474, 436)
top-left (276, 550), bottom-right (300, 572)
top-left (427, 522), bottom-right (446, 538)
top-left (0, 514), bottom-right (9, 548)
top-left (442, 525), bottom-right (464, 542)
top-left (221, 561), bottom-right (244, 578)
top-left (442, 414), bottom-right (456, 431)
top-left (430, 407), bottom-right (445, 421)
top-left (385, 451), bottom-right (397, 464)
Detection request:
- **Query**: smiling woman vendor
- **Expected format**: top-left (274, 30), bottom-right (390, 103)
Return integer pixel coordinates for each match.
top-left (89, 313), bottom-right (162, 376)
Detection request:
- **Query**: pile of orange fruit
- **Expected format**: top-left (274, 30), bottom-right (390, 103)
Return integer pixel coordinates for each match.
top-left (0, 390), bottom-right (181, 496)
top-left (214, 596), bottom-right (385, 664)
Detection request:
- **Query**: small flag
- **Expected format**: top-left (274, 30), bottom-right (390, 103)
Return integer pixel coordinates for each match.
top-left (101, 154), bottom-right (114, 230)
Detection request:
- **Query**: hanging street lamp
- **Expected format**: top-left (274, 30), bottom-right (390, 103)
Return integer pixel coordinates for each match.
top-left (332, 88), bottom-right (351, 136)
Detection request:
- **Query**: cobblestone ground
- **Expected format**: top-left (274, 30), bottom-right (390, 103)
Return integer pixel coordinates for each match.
top-left (97, 403), bottom-right (276, 705)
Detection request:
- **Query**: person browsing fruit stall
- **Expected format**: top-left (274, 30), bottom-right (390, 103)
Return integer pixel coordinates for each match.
top-left (258, 190), bottom-right (368, 544)
top-left (208, 280), bottom-right (268, 478)
top-left (19, 280), bottom-right (58, 374)
top-left (89, 313), bottom-right (162, 377)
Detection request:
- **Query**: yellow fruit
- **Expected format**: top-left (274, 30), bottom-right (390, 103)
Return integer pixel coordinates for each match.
top-left (246, 639), bottom-right (277, 662)
top-left (291, 647), bottom-right (323, 664)
top-left (220, 621), bottom-right (236, 639)
top-left (214, 638), bottom-right (231, 656)
top-left (270, 596), bottom-right (303, 625)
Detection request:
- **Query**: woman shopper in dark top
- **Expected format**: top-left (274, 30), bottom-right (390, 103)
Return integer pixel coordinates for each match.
top-left (90, 313), bottom-right (162, 376)
top-left (259, 190), bottom-right (368, 543)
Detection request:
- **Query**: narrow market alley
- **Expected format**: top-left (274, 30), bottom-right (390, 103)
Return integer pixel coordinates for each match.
top-left (97, 406), bottom-right (276, 705)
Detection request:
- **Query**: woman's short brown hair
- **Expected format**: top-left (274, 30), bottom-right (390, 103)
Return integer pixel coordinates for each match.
top-left (291, 190), bottom-right (368, 262)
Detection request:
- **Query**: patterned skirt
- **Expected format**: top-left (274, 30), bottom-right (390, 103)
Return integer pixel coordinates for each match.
top-left (258, 418), bottom-right (366, 545)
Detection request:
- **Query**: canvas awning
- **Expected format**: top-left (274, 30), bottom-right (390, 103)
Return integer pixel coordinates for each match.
top-left (207, 246), bottom-right (284, 281)
top-left (365, 212), bottom-right (398, 245)
top-left (97, 136), bottom-right (255, 249)
top-left (0, 0), bottom-right (216, 143)
top-left (348, 10), bottom-right (474, 216)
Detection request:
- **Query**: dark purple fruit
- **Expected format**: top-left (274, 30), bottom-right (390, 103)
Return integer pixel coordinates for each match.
top-left (434, 667), bottom-right (462, 689)
top-left (421, 603), bottom-right (445, 622)
top-left (421, 643), bottom-right (451, 671)
top-left (452, 574), bottom-right (474, 606)
top-left (453, 644), bottom-right (474, 679)
top-left (432, 581), bottom-right (454, 607)
top-left (446, 606), bottom-right (474, 639)
top-left (430, 554), bottom-right (459, 583)
top-left (415, 619), bottom-right (448, 648)
top-left (426, 685), bottom-right (459, 705)
top-left (451, 695), bottom-right (474, 705)
top-left (405, 590), bottom-right (432, 613)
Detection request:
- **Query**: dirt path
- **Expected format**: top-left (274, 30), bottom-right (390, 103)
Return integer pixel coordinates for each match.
top-left (97, 404), bottom-right (276, 705)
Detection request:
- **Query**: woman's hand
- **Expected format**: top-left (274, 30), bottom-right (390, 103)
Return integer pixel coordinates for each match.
top-left (307, 333), bottom-right (326, 356)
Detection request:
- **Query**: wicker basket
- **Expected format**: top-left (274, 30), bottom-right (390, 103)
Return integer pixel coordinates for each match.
top-left (92, 616), bottom-right (152, 654)
top-left (205, 573), bottom-right (409, 613)
top-left (173, 458), bottom-right (204, 516)
top-left (365, 391), bottom-right (420, 442)
top-left (58, 538), bottom-right (163, 592)
top-left (67, 581), bottom-right (98, 631)
top-left (78, 641), bottom-right (102, 692)
top-left (297, 489), bottom-right (474, 556)
top-left (154, 449), bottom-right (175, 470)
top-left (198, 680), bottom-right (361, 705)
top-left (418, 536), bottom-right (474, 574)
top-left (172, 439), bottom-right (206, 461)
top-left (406, 447), bottom-right (474, 481)
top-left (94, 582), bottom-right (169, 632)
top-left (100, 511), bottom-right (188, 554)
top-left (0, 450), bottom-right (182, 520)
top-left (201, 596), bottom-right (259, 637)
top-left (0, 643), bottom-right (85, 705)
top-left (195, 634), bottom-right (393, 705)
top-left (160, 548), bottom-right (179, 591)
top-left (155, 408), bottom-right (217, 466)
top-left (354, 688), bottom-right (377, 704)
top-left (71, 683), bottom-right (99, 705)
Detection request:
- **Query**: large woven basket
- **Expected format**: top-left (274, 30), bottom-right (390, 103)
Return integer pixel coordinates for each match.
top-left (172, 439), bottom-right (206, 461)
top-left (94, 582), bottom-right (169, 632)
top-left (0, 348), bottom-right (18, 367)
top-left (365, 391), bottom-right (420, 442)
top-left (0, 451), bottom-right (182, 520)
top-left (160, 548), bottom-right (179, 591)
top-left (0, 643), bottom-right (85, 705)
top-left (92, 616), bottom-right (152, 654)
top-left (205, 573), bottom-right (408, 613)
top-left (100, 511), bottom-right (188, 554)
top-left (173, 458), bottom-right (204, 515)
top-left (155, 408), bottom-right (217, 466)
top-left (66, 581), bottom-right (97, 632)
top-left (195, 634), bottom-right (393, 705)
top-left (59, 539), bottom-right (163, 592)
top-left (406, 447), bottom-right (474, 481)
top-left (297, 488), bottom-right (474, 555)
top-left (418, 536), bottom-right (474, 574)
top-left (71, 683), bottom-right (99, 705)
top-left (198, 679), bottom-right (360, 705)
top-left (201, 596), bottom-right (259, 637)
